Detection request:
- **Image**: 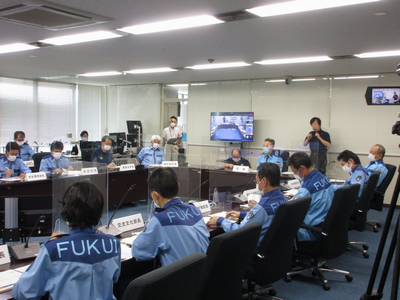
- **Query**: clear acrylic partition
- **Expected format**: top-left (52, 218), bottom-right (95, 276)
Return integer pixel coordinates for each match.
top-left (52, 161), bottom-right (108, 233)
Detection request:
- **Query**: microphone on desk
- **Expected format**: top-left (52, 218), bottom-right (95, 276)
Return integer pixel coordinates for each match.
top-left (9, 215), bottom-right (46, 260)
top-left (97, 184), bottom-right (136, 236)
top-left (186, 180), bottom-right (209, 202)
top-left (227, 174), bottom-right (256, 204)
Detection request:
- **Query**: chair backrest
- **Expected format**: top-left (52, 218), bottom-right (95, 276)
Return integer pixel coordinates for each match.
top-left (33, 152), bottom-right (51, 172)
top-left (122, 252), bottom-right (207, 300)
top-left (321, 184), bottom-right (360, 258)
top-left (353, 171), bottom-right (380, 231)
top-left (370, 164), bottom-right (397, 211)
top-left (252, 196), bottom-right (311, 286)
top-left (279, 150), bottom-right (290, 172)
top-left (196, 222), bottom-right (262, 300)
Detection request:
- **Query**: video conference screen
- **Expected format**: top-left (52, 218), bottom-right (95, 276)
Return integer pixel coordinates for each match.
top-left (365, 86), bottom-right (400, 105)
top-left (210, 112), bottom-right (254, 142)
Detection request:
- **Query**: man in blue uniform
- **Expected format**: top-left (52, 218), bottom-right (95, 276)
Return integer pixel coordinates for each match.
top-left (257, 138), bottom-right (283, 170)
top-left (39, 141), bottom-right (73, 174)
top-left (207, 163), bottom-right (287, 246)
top-left (287, 152), bottom-right (334, 241)
top-left (134, 135), bottom-right (166, 165)
top-left (13, 181), bottom-right (121, 300)
top-left (14, 131), bottom-right (35, 161)
top-left (364, 144), bottom-right (388, 187)
top-left (334, 150), bottom-right (369, 198)
top-left (0, 142), bottom-right (31, 179)
top-left (303, 117), bottom-right (331, 175)
top-left (224, 148), bottom-right (251, 168)
top-left (92, 135), bottom-right (117, 167)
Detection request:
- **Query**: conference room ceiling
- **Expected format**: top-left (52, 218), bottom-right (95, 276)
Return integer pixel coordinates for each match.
top-left (0, 0), bottom-right (399, 86)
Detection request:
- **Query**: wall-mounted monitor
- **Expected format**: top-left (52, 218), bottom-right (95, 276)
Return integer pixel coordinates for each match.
top-left (210, 112), bottom-right (254, 142)
top-left (365, 86), bottom-right (400, 105)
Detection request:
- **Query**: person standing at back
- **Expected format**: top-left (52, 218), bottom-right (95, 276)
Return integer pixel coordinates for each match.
top-left (163, 116), bottom-right (182, 161)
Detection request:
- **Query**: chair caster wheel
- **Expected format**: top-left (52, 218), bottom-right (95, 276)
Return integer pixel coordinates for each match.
top-left (284, 276), bottom-right (291, 282)
top-left (373, 227), bottom-right (378, 233)
top-left (323, 283), bottom-right (330, 291)
top-left (345, 274), bottom-right (353, 282)
top-left (269, 289), bottom-right (277, 296)
top-left (363, 245), bottom-right (369, 250)
top-left (363, 252), bottom-right (369, 259)
top-left (377, 223), bottom-right (382, 228)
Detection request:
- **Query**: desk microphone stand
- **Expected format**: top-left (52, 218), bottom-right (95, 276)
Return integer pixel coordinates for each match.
top-left (360, 164), bottom-right (400, 300)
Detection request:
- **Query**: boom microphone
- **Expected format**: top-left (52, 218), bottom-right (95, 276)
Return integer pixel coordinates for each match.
top-left (186, 180), bottom-right (209, 201)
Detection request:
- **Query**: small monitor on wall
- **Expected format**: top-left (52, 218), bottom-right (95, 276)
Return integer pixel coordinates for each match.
top-left (365, 86), bottom-right (400, 105)
top-left (210, 112), bottom-right (254, 142)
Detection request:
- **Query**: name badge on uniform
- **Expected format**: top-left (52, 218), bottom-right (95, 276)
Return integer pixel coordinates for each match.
top-left (247, 211), bottom-right (254, 220)
top-left (356, 176), bottom-right (361, 181)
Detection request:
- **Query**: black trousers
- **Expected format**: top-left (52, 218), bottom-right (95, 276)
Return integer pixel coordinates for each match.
top-left (310, 152), bottom-right (327, 175)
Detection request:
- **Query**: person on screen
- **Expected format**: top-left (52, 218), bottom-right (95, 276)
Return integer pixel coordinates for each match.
top-left (135, 135), bottom-right (166, 165)
top-left (382, 97), bottom-right (390, 104)
top-left (364, 144), bottom-right (388, 188)
top-left (334, 150), bottom-right (368, 198)
top-left (256, 138), bottom-right (283, 170)
top-left (207, 163), bottom-right (287, 246)
top-left (163, 116), bottom-right (182, 161)
top-left (14, 131), bottom-right (35, 161)
top-left (0, 142), bottom-right (31, 179)
top-left (39, 141), bottom-right (73, 174)
top-left (303, 117), bottom-right (331, 175)
top-left (92, 135), bottom-right (117, 167)
top-left (287, 152), bottom-right (334, 242)
top-left (71, 130), bottom-right (89, 155)
top-left (393, 92), bottom-right (398, 103)
top-left (13, 181), bottom-right (121, 300)
top-left (224, 148), bottom-right (251, 168)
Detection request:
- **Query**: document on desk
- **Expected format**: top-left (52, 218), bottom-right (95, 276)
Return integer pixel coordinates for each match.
top-left (0, 269), bottom-right (22, 293)
top-left (120, 232), bottom-right (142, 247)
top-left (0, 177), bottom-right (22, 182)
top-left (120, 244), bottom-right (133, 260)
top-left (283, 189), bottom-right (299, 197)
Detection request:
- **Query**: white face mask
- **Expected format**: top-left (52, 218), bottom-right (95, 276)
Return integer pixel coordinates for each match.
top-left (53, 152), bottom-right (62, 159)
top-left (153, 143), bottom-right (160, 149)
top-left (8, 155), bottom-right (17, 162)
top-left (368, 153), bottom-right (377, 162)
top-left (232, 157), bottom-right (240, 162)
top-left (256, 181), bottom-right (264, 195)
top-left (16, 141), bottom-right (24, 146)
top-left (152, 192), bottom-right (160, 208)
top-left (294, 169), bottom-right (304, 181)
top-left (82, 138), bottom-right (88, 142)
top-left (103, 145), bottom-right (112, 151)
top-left (170, 122), bottom-right (176, 128)
top-left (342, 163), bottom-right (352, 174)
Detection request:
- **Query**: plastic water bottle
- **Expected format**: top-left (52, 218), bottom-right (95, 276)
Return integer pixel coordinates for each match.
top-left (213, 188), bottom-right (219, 204)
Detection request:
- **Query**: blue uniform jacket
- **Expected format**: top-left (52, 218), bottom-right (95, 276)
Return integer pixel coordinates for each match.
top-left (334, 164), bottom-right (369, 198)
top-left (257, 152), bottom-right (283, 169)
top-left (217, 188), bottom-right (287, 246)
top-left (364, 159), bottom-right (388, 187)
top-left (39, 155), bottom-right (72, 174)
top-left (13, 228), bottom-right (121, 300)
top-left (135, 147), bottom-right (166, 165)
top-left (92, 148), bottom-right (115, 165)
top-left (0, 155), bottom-right (31, 178)
top-left (291, 169), bottom-right (334, 241)
top-left (18, 143), bottom-right (36, 161)
top-left (131, 198), bottom-right (209, 266)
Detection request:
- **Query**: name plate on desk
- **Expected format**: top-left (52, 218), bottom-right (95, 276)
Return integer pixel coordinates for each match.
top-left (112, 213), bottom-right (144, 233)
top-left (23, 161), bottom-right (34, 167)
top-left (120, 164), bottom-right (136, 172)
top-left (25, 172), bottom-right (46, 181)
top-left (193, 200), bottom-right (211, 214)
top-left (80, 167), bottom-right (98, 175)
top-left (162, 161), bottom-right (178, 167)
top-left (0, 244), bottom-right (10, 266)
top-left (233, 166), bottom-right (249, 173)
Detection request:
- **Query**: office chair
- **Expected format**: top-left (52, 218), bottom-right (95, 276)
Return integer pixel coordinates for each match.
top-left (121, 252), bottom-right (207, 300)
top-left (33, 152), bottom-right (51, 172)
top-left (286, 184), bottom-right (360, 291)
top-left (279, 150), bottom-right (290, 172)
top-left (367, 164), bottom-right (396, 230)
top-left (244, 196), bottom-right (311, 300)
top-left (348, 171), bottom-right (380, 257)
top-left (196, 222), bottom-right (262, 300)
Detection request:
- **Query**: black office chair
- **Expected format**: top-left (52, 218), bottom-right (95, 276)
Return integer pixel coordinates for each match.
top-left (286, 184), bottom-right (360, 291)
top-left (196, 222), bottom-right (262, 300)
top-left (367, 164), bottom-right (396, 230)
top-left (121, 252), bottom-right (207, 300)
top-left (244, 196), bottom-right (311, 300)
top-left (279, 150), bottom-right (290, 172)
top-left (33, 152), bottom-right (51, 172)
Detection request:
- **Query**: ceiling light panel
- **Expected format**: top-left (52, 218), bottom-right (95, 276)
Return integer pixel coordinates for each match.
top-left (355, 50), bottom-right (400, 58)
top-left (125, 68), bottom-right (177, 74)
top-left (39, 31), bottom-right (122, 45)
top-left (78, 71), bottom-right (122, 77)
top-left (186, 62), bottom-right (251, 70)
top-left (0, 43), bottom-right (38, 54)
top-left (255, 56), bottom-right (332, 65)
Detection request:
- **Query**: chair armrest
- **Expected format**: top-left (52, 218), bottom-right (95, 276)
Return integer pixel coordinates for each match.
top-left (300, 223), bottom-right (322, 233)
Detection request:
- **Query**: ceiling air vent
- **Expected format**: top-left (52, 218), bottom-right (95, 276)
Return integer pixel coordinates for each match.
top-left (0, 0), bottom-right (113, 30)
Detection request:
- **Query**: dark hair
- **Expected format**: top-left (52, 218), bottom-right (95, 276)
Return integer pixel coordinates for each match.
top-left (287, 152), bottom-right (312, 170)
top-left (6, 142), bottom-right (19, 152)
top-left (258, 163), bottom-right (280, 187)
top-left (102, 135), bottom-right (112, 143)
top-left (375, 144), bottom-right (386, 158)
top-left (337, 150), bottom-right (361, 165)
top-left (14, 131), bottom-right (25, 139)
top-left (310, 117), bottom-right (321, 126)
top-left (148, 167), bottom-right (179, 199)
top-left (231, 148), bottom-right (241, 156)
top-left (80, 130), bottom-right (88, 137)
top-left (170, 116), bottom-right (177, 122)
top-left (60, 181), bottom-right (104, 229)
top-left (51, 141), bottom-right (64, 151)
top-left (264, 138), bottom-right (275, 146)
